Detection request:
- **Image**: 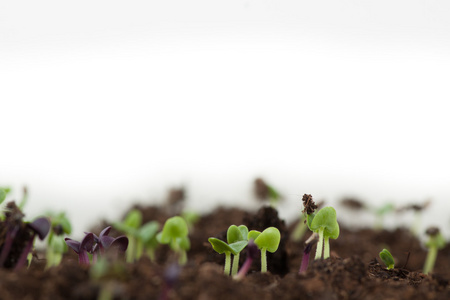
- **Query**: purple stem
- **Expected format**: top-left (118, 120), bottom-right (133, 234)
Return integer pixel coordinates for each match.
top-left (234, 255), bottom-right (254, 280)
top-left (14, 234), bottom-right (35, 271)
top-left (234, 240), bottom-right (258, 280)
top-left (0, 226), bottom-right (19, 267)
top-left (299, 243), bottom-right (313, 274)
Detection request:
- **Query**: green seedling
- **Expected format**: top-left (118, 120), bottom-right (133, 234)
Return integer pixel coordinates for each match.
top-left (249, 227), bottom-right (281, 273)
top-left (114, 209), bottom-right (160, 262)
top-left (379, 248), bottom-right (395, 270)
top-left (157, 216), bottom-right (190, 265)
top-left (45, 212), bottom-right (72, 268)
top-left (307, 206), bottom-right (340, 260)
top-left (208, 225), bottom-right (248, 275)
top-left (423, 227), bottom-right (446, 274)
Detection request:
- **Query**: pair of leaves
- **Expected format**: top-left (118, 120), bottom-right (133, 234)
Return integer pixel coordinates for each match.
top-left (157, 216), bottom-right (190, 251)
top-left (249, 227), bottom-right (281, 253)
top-left (307, 207), bottom-right (340, 239)
top-left (209, 225), bottom-right (248, 255)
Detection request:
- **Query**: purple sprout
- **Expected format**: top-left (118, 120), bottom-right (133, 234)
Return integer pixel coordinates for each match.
top-left (0, 216), bottom-right (50, 270)
top-left (15, 217), bottom-right (50, 270)
top-left (234, 240), bottom-right (259, 280)
top-left (65, 233), bottom-right (95, 266)
top-left (65, 226), bottom-right (128, 266)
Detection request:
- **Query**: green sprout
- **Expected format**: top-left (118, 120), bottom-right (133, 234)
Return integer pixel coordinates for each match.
top-left (181, 211), bottom-right (200, 232)
top-left (248, 227), bottom-right (281, 273)
top-left (423, 227), bottom-right (446, 274)
top-left (113, 209), bottom-right (160, 262)
top-left (45, 212), bottom-right (72, 268)
top-left (208, 225), bottom-right (248, 276)
top-left (113, 209), bottom-right (142, 263)
top-left (307, 206), bottom-right (339, 260)
top-left (157, 216), bottom-right (190, 265)
top-left (379, 248), bottom-right (395, 270)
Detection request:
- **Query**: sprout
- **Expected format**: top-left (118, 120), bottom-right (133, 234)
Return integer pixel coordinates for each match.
top-left (65, 233), bottom-right (95, 266)
top-left (14, 217), bottom-right (50, 270)
top-left (234, 240), bottom-right (259, 280)
top-left (157, 216), bottom-right (190, 265)
top-left (374, 203), bottom-right (395, 230)
top-left (114, 209), bottom-right (142, 262)
top-left (65, 226), bottom-right (128, 266)
top-left (379, 248), bottom-right (395, 270)
top-left (249, 227), bottom-right (281, 273)
top-left (307, 206), bottom-right (339, 260)
top-left (423, 227), bottom-right (446, 274)
top-left (208, 225), bottom-right (248, 276)
top-left (114, 209), bottom-right (159, 262)
top-left (45, 211), bottom-right (72, 269)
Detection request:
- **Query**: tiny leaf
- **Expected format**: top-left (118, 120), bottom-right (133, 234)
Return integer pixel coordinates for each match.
top-left (208, 238), bottom-right (233, 254)
top-left (379, 248), bottom-right (395, 270)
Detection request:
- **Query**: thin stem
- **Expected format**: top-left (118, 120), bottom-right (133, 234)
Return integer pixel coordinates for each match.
top-left (14, 235), bottom-right (34, 270)
top-left (423, 246), bottom-right (437, 274)
top-left (231, 253), bottom-right (240, 276)
top-left (234, 256), bottom-right (253, 280)
top-left (126, 237), bottom-right (136, 263)
top-left (0, 226), bottom-right (19, 266)
top-left (323, 236), bottom-right (330, 259)
top-left (299, 243), bottom-right (313, 274)
top-left (224, 252), bottom-right (231, 275)
top-left (261, 248), bottom-right (267, 272)
top-left (315, 227), bottom-right (324, 260)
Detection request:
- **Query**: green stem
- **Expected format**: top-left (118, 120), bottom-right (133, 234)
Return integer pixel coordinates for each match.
top-left (291, 216), bottom-right (307, 242)
top-left (261, 248), bottom-right (267, 272)
top-left (323, 236), bottom-right (330, 259)
top-left (126, 237), bottom-right (136, 263)
top-left (423, 246), bottom-right (437, 274)
top-left (136, 239), bottom-right (143, 259)
top-left (315, 228), bottom-right (324, 260)
top-left (224, 252), bottom-right (231, 275)
top-left (231, 253), bottom-right (240, 276)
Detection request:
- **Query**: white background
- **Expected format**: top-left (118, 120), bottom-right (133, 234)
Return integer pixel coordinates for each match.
top-left (1, 1), bottom-right (449, 238)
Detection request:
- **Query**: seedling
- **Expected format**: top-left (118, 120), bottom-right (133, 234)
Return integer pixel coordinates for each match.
top-left (65, 233), bottom-right (95, 266)
top-left (379, 248), bottom-right (395, 270)
top-left (234, 240), bottom-right (259, 280)
top-left (248, 227), bottom-right (281, 273)
top-left (45, 211), bottom-right (72, 268)
top-left (157, 216), bottom-right (190, 265)
top-left (14, 217), bottom-right (50, 270)
top-left (307, 206), bottom-right (340, 260)
top-left (208, 225), bottom-right (248, 275)
top-left (113, 209), bottom-right (143, 262)
top-left (423, 227), bottom-right (446, 274)
top-left (65, 226), bottom-right (128, 266)
top-left (254, 178), bottom-right (282, 207)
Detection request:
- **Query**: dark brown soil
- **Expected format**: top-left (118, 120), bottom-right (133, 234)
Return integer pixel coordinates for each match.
top-left (0, 204), bottom-right (449, 299)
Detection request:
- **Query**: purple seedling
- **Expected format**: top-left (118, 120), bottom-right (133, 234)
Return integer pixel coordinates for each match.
top-left (14, 217), bottom-right (50, 270)
top-left (234, 240), bottom-right (259, 280)
top-left (65, 233), bottom-right (95, 266)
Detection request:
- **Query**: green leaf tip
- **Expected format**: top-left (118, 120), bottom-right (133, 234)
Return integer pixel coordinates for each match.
top-left (379, 248), bottom-right (395, 270)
